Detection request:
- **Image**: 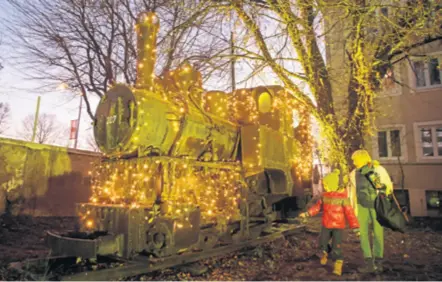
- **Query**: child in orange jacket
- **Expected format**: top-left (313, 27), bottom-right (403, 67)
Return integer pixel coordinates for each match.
top-left (300, 169), bottom-right (359, 276)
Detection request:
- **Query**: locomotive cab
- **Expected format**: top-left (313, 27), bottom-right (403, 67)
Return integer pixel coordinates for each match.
top-left (229, 86), bottom-right (313, 218)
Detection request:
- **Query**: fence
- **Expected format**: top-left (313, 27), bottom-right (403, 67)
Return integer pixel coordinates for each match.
top-left (0, 137), bottom-right (101, 216)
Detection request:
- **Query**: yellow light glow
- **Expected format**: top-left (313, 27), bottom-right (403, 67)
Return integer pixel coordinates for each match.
top-left (86, 220), bottom-right (94, 228)
top-left (258, 92), bottom-right (272, 113)
top-left (86, 24), bottom-right (314, 227)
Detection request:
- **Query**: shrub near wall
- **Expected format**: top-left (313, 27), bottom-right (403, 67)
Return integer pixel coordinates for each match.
top-left (0, 137), bottom-right (101, 216)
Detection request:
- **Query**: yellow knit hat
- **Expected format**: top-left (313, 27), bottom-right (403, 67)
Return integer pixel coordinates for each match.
top-left (351, 150), bottom-right (372, 165)
top-left (323, 169), bottom-right (340, 192)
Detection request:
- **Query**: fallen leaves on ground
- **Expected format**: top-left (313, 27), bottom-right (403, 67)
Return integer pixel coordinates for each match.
top-left (136, 217), bottom-right (442, 281)
top-left (1, 215), bottom-right (442, 281)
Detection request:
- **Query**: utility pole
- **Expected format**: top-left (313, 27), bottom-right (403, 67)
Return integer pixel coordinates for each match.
top-left (74, 94), bottom-right (83, 149)
top-left (230, 31), bottom-right (236, 91)
top-left (31, 96), bottom-right (41, 143)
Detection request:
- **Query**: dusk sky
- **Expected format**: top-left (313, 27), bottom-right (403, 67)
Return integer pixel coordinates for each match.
top-left (0, 3), bottom-right (319, 151)
top-left (0, 4), bottom-right (100, 149)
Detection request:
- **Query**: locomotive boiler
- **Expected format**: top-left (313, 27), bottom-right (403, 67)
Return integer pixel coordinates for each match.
top-left (47, 12), bottom-right (313, 260)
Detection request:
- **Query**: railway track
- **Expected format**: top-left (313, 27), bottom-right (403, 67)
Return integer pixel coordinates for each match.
top-left (9, 222), bottom-right (305, 281)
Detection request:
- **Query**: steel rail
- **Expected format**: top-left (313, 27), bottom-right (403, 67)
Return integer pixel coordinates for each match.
top-left (62, 223), bottom-right (305, 281)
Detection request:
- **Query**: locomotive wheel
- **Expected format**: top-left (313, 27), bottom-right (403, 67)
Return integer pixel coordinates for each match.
top-left (153, 233), bottom-right (166, 249)
top-left (247, 196), bottom-right (274, 239)
top-left (248, 223), bottom-right (265, 239)
top-left (145, 222), bottom-right (173, 257)
top-left (197, 230), bottom-right (218, 251)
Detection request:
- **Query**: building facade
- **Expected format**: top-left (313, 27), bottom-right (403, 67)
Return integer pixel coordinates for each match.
top-left (371, 40), bottom-right (442, 217)
top-left (324, 4), bottom-right (442, 217)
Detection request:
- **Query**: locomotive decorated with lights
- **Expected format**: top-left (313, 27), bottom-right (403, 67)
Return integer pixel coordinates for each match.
top-left (47, 12), bottom-right (313, 259)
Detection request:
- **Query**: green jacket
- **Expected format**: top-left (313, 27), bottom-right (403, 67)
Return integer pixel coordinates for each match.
top-left (349, 162), bottom-right (393, 216)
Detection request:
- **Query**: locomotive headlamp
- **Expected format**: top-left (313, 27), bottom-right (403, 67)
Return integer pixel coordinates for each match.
top-left (258, 92), bottom-right (272, 113)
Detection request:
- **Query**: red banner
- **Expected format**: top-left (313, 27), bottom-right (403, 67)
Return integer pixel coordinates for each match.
top-left (70, 120), bottom-right (78, 140)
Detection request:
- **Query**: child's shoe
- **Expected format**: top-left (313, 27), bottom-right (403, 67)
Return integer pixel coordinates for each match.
top-left (320, 251), bottom-right (328, 265)
top-left (333, 260), bottom-right (343, 276)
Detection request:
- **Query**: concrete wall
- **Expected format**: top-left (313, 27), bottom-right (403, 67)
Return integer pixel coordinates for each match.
top-left (0, 137), bottom-right (101, 216)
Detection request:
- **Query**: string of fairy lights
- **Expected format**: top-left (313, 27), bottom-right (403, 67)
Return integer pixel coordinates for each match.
top-left (80, 12), bottom-right (313, 230)
top-left (85, 158), bottom-right (242, 226)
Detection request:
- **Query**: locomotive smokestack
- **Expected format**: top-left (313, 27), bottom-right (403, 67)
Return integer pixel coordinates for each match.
top-left (135, 12), bottom-right (159, 90)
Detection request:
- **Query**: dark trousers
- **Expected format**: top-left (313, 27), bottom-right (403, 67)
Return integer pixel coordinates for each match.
top-left (319, 226), bottom-right (343, 260)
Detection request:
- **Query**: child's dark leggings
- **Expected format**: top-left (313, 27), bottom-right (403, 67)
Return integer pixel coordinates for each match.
top-left (319, 226), bottom-right (343, 260)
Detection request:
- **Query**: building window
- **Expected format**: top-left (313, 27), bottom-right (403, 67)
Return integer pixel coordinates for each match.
top-left (378, 131), bottom-right (388, 157)
top-left (426, 191), bottom-right (442, 215)
top-left (429, 58), bottom-right (441, 85)
top-left (419, 125), bottom-right (442, 157)
top-left (377, 129), bottom-right (402, 158)
top-left (413, 61), bottom-right (426, 87)
top-left (411, 57), bottom-right (442, 89)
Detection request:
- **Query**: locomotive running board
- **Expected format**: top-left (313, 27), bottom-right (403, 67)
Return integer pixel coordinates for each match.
top-left (62, 223), bottom-right (305, 281)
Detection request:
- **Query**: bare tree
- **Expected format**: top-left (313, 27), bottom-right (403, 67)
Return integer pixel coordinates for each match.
top-left (193, 0), bottom-right (442, 170)
top-left (0, 35), bottom-right (3, 72)
top-left (20, 113), bottom-right (65, 144)
top-left (4, 0), bottom-right (441, 171)
top-left (85, 128), bottom-right (100, 152)
top-left (0, 102), bottom-right (10, 134)
top-left (3, 0), bottom-right (232, 120)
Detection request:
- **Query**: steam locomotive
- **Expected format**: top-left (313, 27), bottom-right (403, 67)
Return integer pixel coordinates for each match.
top-left (47, 12), bottom-right (313, 260)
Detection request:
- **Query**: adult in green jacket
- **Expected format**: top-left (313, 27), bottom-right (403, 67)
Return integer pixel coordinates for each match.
top-left (349, 150), bottom-right (393, 273)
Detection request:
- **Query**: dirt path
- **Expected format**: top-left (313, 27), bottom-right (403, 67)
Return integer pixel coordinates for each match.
top-left (1, 215), bottom-right (442, 281)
